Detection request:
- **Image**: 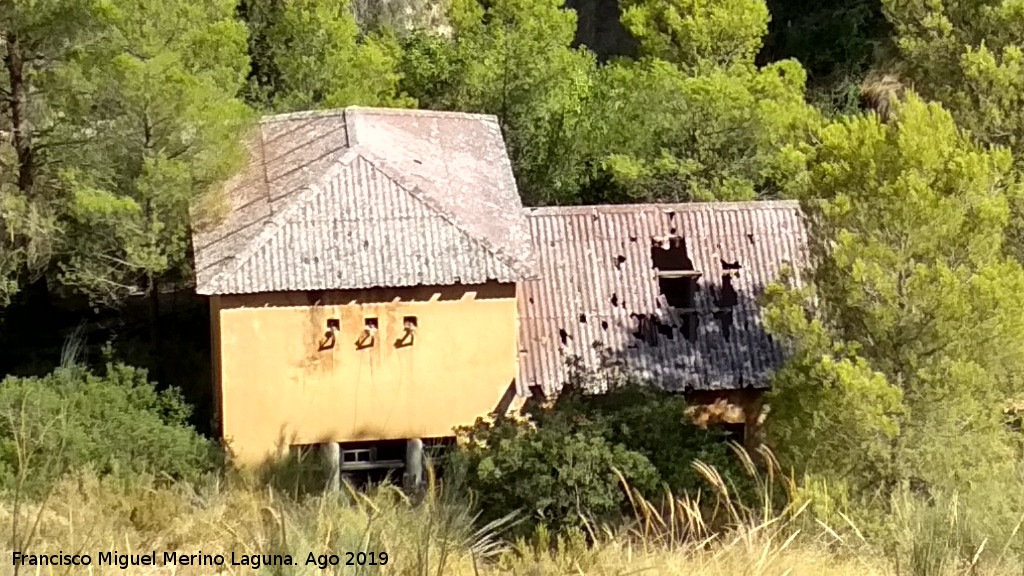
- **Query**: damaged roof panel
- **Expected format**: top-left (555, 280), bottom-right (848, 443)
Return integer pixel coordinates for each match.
top-left (517, 201), bottom-right (807, 396)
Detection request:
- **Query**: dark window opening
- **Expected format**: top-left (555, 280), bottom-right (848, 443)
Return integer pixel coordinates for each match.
top-left (334, 438), bottom-right (454, 490)
top-left (321, 319), bottom-right (341, 350)
top-left (658, 276), bottom-right (698, 308)
top-left (396, 316), bottom-right (417, 347)
top-left (357, 317), bottom-right (378, 349)
top-left (652, 236), bottom-right (701, 312)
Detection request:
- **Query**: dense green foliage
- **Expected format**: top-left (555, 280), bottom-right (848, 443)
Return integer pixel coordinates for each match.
top-left (1, 0), bottom-right (1023, 559)
top-left (0, 363), bottom-right (216, 493)
top-left (1, 0), bottom-right (252, 307)
top-left (763, 95), bottom-right (1024, 531)
top-left (61, 0), bottom-right (253, 305)
top-left (452, 382), bottom-right (741, 535)
top-left (246, 0), bottom-right (411, 111)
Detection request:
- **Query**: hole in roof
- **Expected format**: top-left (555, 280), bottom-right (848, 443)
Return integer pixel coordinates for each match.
top-left (632, 314), bottom-right (674, 346)
top-left (657, 321), bottom-right (674, 340)
top-left (721, 259), bottom-right (742, 270)
top-left (746, 233), bottom-right (756, 246)
top-left (652, 237), bottom-right (695, 271)
top-left (558, 328), bottom-right (570, 346)
top-left (716, 274), bottom-right (739, 308)
top-left (601, 320), bottom-right (609, 330)
top-left (652, 237), bottom-right (699, 311)
top-left (682, 311), bottom-right (699, 342)
top-left (659, 277), bottom-right (697, 308)
top-left (611, 293), bottom-right (619, 307)
top-left (413, 158), bottom-right (423, 164)
top-left (714, 274), bottom-right (739, 342)
top-left (615, 255), bottom-right (626, 270)
top-left (579, 313), bottom-right (587, 324)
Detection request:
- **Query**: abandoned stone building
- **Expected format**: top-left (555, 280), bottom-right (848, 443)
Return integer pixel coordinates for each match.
top-left (191, 106), bottom-right (807, 479)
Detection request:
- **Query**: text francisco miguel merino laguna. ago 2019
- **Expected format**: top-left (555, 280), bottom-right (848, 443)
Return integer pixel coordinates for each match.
top-left (12, 550), bottom-right (389, 570)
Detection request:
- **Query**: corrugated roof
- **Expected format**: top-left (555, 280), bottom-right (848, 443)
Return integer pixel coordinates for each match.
top-left (192, 107), bottom-right (536, 295)
top-left (517, 201), bottom-right (807, 396)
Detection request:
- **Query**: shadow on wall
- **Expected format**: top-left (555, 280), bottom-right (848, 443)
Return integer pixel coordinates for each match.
top-left (217, 282), bottom-right (516, 310)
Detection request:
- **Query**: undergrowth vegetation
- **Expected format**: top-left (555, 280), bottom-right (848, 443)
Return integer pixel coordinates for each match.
top-left (2, 447), bottom-right (1021, 576)
top-left (0, 359), bottom-right (1020, 575)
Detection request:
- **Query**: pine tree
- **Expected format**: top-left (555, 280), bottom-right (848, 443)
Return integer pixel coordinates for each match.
top-left (765, 94), bottom-right (1024, 497)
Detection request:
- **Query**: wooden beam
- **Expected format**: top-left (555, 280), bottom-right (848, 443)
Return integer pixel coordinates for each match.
top-left (656, 270), bottom-right (703, 278)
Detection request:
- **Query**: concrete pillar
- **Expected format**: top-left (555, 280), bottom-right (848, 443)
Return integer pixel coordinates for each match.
top-left (323, 442), bottom-right (340, 492)
top-left (404, 438), bottom-right (424, 491)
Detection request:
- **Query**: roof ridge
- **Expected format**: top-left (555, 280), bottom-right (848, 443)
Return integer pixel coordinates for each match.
top-left (354, 147), bottom-right (530, 277)
top-left (345, 106), bottom-right (500, 124)
top-left (204, 149), bottom-right (362, 294)
top-left (260, 106), bottom-right (501, 127)
top-left (524, 200), bottom-right (801, 216)
top-left (259, 108), bottom-right (347, 125)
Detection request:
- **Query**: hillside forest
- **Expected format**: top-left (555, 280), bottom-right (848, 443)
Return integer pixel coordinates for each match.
top-left (1, 0), bottom-right (1024, 574)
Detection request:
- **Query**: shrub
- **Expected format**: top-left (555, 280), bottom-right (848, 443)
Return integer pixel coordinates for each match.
top-left (451, 412), bottom-right (660, 536)
top-left (549, 381), bottom-right (742, 494)
top-left (451, 377), bottom-right (752, 536)
top-left (0, 363), bottom-right (216, 493)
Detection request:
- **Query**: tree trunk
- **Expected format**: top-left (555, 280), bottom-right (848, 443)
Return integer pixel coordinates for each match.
top-left (3, 29), bottom-right (35, 194)
top-left (147, 273), bottom-right (164, 383)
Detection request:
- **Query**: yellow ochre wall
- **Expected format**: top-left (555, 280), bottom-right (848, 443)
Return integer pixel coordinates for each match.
top-left (211, 282), bottom-right (518, 465)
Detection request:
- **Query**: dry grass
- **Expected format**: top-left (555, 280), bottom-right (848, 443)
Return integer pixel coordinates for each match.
top-left (0, 471), bottom-right (872, 576)
top-left (1, 449), bottom-right (1020, 576)
top-left (859, 73), bottom-right (907, 120)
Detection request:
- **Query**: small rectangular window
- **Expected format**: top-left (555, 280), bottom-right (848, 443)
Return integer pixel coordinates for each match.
top-left (326, 318), bottom-right (340, 331)
top-left (365, 317), bottom-right (378, 330)
top-left (403, 316), bottom-right (418, 329)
